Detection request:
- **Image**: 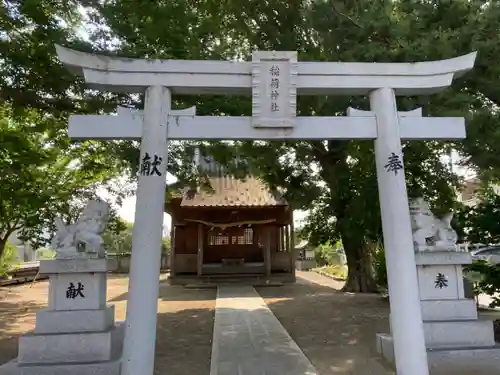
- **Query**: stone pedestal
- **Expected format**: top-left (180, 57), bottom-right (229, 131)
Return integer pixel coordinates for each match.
top-left (0, 258), bottom-right (123, 375)
top-left (377, 251), bottom-right (500, 374)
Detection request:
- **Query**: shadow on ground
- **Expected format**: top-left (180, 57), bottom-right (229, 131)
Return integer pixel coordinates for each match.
top-left (0, 280), bottom-right (216, 375)
top-left (258, 279), bottom-right (394, 375)
top-left (0, 273), bottom-right (396, 375)
top-left (0, 290), bottom-right (45, 364)
top-left (108, 282), bottom-right (214, 303)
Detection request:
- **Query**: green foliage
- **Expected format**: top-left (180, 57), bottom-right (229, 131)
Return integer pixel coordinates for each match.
top-left (196, 0), bottom-right (482, 291)
top-left (465, 261), bottom-right (500, 308)
top-left (314, 265), bottom-right (347, 280)
top-left (102, 220), bottom-right (133, 255)
top-left (36, 248), bottom-right (56, 260)
top-left (373, 245), bottom-right (388, 290)
top-left (314, 249), bottom-right (334, 267)
top-left (4, 0), bottom-right (500, 293)
top-left (0, 104), bottom-right (125, 257)
top-left (453, 191), bottom-right (500, 244)
top-left (103, 219), bottom-right (171, 254)
top-left (1, 0), bottom-right (117, 115)
top-left (162, 237), bottom-right (171, 253)
top-left (81, 0), bottom-right (500, 291)
top-left (0, 241), bottom-right (20, 277)
top-left (314, 241), bottom-right (344, 267)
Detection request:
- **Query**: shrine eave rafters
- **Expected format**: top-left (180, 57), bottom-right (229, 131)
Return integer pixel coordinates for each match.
top-left (55, 45), bottom-right (477, 96)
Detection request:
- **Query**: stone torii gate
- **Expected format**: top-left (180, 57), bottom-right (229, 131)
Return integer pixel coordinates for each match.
top-left (55, 46), bottom-right (476, 375)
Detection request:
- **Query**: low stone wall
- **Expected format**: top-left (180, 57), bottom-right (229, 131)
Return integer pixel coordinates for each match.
top-left (295, 259), bottom-right (316, 271)
top-left (107, 253), bottom-right (169, 273)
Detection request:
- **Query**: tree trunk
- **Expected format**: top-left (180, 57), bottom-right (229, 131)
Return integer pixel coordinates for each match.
top-left (341, 233), bottom-right (379, 293)
top-left (0, 237), bottom-right (7, 260)
top-left (314, 141), bottom-right (379, 293)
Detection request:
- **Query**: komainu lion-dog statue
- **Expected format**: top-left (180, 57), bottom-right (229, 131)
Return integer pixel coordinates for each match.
top-left (51, 199), bottom-right (110, 259)
top-left (409, 197), bottom-right (457, 252)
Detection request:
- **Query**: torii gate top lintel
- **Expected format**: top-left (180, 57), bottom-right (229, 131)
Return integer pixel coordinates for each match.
top-left (55, 45), bottom-right (476, 96)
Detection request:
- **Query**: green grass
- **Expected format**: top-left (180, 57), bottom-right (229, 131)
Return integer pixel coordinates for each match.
top-left (36, 248), bottom-right (56, 259)
top-left (313, 265), bottom-right (348, 280)
top-left (0, 242), bottom-right (21, 277)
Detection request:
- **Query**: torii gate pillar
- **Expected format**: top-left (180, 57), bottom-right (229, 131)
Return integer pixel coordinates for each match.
top-left (121, 86), bottom-right (171, 375)
top-left (370, 88), bottom-right (428, 374)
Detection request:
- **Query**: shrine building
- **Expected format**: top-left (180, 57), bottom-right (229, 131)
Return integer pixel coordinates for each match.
top-left (166, 156), bottom-right (295, 284)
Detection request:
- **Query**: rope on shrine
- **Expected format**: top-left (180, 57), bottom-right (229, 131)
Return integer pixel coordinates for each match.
top-left (184, 218), bottom-right (276, 230)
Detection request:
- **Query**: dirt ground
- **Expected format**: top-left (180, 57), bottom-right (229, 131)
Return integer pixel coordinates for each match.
top-left (258, 271), bottom-right (395, 375)
top-left (0, 274), bottom-right (216, 375)
top-left (0, 271), bottom-right (399, 375)
top-left (6, 271), bottom-right (497, 375)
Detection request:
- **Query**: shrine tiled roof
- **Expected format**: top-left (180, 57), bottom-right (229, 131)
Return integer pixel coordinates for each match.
top-left (179, 176), bottom-right (287, 208)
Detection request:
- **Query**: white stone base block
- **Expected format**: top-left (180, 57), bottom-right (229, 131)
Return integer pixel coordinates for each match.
top-left (423, 320), bottom-right (495, 348)
top-left (377, 250), bottom-right (499, 373)
top-left (1, 259), bottom-right (124, 375)
top-left (376, 333), bottom-right (500, 375)
top-left (18, 324), bottom-right (123, 364)
top-left (421, 299), bottom-right (477, 321)
top-left (2, 259), bottom-right (124, 375)
top-left (35, 306), bottom-right (115, 334)
top-left (47, 272), bottom-right (107, 311)
top-left (427, 346), bottom-right (500, 375)
top-left (417, 264), bottom-right (464, 300)
top-left (1, 322), bottom-right (124, 375)
top-left (415, 251), bottom-right (472, 266)
top-left (0, 359), bottom-right (18, 375)
top-left (40, 258), bottom-right (109, 274)
top-left (0, 358), bottom-right (121, 375)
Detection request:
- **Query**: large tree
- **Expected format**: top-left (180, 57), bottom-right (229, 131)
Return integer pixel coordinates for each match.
top-left (4, 0), bottom-right (500, 291)
top-left (454, 187), bottom-right (500, 245)
top-left (79, 0), bottom-right (500, 291)
top-left (0, 104), bottom-right (126, 258)
top-left (214, 0), bottom-right (500, 291)
top-left (198, 0), bottom-right (497, 291)
top-left (0, 0), bottom-right (119, 113)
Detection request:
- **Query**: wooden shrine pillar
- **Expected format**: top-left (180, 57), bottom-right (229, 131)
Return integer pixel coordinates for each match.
top-left (265, 226), bottom-right (271, 277)
top-left (285, 224), bottom-right (291, 272)
top-left (197, 224), bottom-right (203, 277)
top-left (280, 226), bottom-right (284, 251)
top-left (277, 226), bottom-right (281, 251)
top-left (290, 214), bottom-right (296, 278)
top-left (170, 225), bottom-right (176, 276)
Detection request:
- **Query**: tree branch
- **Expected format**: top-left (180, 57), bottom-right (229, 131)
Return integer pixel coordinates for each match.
top-left (332, 4), bottom-right (363, 28)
